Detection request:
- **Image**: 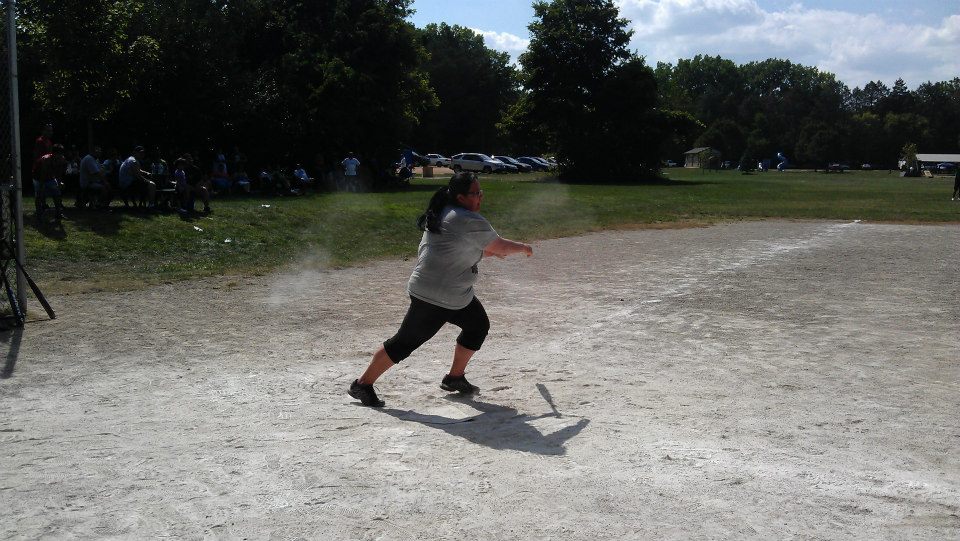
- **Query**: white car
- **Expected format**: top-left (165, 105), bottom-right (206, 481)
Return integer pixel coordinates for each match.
top-left (450, 153), bottom-right (507, 173)
top-left (425, 153), bottom-right (451, 167)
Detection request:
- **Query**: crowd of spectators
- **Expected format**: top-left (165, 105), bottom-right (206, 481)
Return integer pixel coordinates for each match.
top-left (28, 124), bottom-right (398, 222)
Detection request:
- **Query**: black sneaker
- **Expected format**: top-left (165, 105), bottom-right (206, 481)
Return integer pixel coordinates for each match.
top-left (349, 379), bottom-right (385, 407)
top-left (440, 374), bottom-right (479, 394)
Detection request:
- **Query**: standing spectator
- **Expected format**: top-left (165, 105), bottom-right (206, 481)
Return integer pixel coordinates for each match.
top-left (231, 146), bottom-right (246, 174)
top-left (31, 124), bottom-right (54, 213)
top-left (342, 152), bottom-right (360, 192)
top-left (35, 144), bottom-right (67, 220)
top-left (118, 146), bottom-right (157, 208)
top-left (63, 146), bottom-right (81, 197)
top-left (953, 167), bottom-right (960, 201)
top-left (33, 123), bottom-right (53, 161)
top-left (78, 146), bottom-right (111, 209)
top-left (314, 153), bottom-right (334, 191)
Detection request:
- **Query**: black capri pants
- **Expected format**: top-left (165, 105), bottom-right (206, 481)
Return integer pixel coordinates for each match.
top-left (383, 296), bottom-right (490, 364)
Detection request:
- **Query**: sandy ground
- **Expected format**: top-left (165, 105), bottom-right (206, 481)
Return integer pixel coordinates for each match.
top-left (1, 219), bottom-right (958, 540)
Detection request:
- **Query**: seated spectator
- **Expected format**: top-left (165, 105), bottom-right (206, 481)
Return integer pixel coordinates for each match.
top-left (78, 146), bottom-right (111, 209)
top-left (397, 158), bottom-right (413, 182)
top-left (292, 163), bottom-right (313, 192)
top-left (118, 146), bottom-right (157, 208)
top-left (233, 168), bottom-right (252, 193)
top-left (35, 144), bottom-right (67, 220)
top-left (257, 167), bottom-right (274, 194)
top-left (272, 165), bottom-right (294, 195)
top-left (150, 148), bottom-right (178, 209)
top-left (102, 148), bottom-right (120, 190)
top-left (149, 148), bottom-right (172, 188)
top-left (175, 155), bottom-right (211, 214)
top-left (210, 155), bottom-right (231, 194)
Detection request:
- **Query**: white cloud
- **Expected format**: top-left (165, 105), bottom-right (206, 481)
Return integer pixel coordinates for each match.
top-left (616, 0), bottom-right (960, 88)
top-left (470, 28), bottom-right (531, 57)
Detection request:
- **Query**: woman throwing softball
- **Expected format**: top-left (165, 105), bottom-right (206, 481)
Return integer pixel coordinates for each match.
top-left (349, 172), bottom-right (533, 407)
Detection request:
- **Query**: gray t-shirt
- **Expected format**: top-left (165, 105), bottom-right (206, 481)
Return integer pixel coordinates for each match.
top-left (407, 205), bottom-right (499, 309)
top-left (79, 154), bottom-right (101, 188)
top-left (118, 156), bottom-right (139, 188)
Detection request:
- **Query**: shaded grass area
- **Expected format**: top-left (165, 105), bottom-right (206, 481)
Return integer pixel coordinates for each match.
top-left (23, 169), bottom-right (958, 293)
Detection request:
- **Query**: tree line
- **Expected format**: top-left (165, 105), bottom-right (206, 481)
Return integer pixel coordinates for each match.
top-left (655, 56), bottom-right (960, 169)
top-left (14, 0), bottom-right (960, 181)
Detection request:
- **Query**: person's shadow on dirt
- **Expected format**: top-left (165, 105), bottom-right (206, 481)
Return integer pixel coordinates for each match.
top-left (379, 394), bottom-right (590, 456)
top-left (34, 214), bottom-right (67, 240)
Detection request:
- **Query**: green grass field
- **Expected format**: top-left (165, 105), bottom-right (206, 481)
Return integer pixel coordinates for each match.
top-left (23, 168), bottom-right (959, 293)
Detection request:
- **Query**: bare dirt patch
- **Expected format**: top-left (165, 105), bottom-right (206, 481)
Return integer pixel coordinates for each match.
top-left (1, 220), bottom-right (958, 539)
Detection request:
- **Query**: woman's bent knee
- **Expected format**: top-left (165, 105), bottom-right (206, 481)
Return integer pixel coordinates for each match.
top-left (457, 322), bottom-right (489, 351)
top-left (382, 338), bottom-right (411, 364)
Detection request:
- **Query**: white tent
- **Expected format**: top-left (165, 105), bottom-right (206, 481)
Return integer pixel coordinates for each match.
top-left (898, 153), bottom-right (960, 170)
top-left (916, 153), bottom-right (960, 164)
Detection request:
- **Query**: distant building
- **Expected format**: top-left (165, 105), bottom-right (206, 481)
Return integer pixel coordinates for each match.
top-left (683, 147), bottom-right (721, 168)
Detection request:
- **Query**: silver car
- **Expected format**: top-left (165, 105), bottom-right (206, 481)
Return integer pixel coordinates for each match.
top-left (424, 153), bottom-right (451, 167)
top-left (450, 153), bottom-right (507, 173)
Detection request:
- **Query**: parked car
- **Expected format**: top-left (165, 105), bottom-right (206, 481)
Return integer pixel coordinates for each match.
top-left (450, 153), bottom-right (508, 173)
top-left (516, 156), bottom-right (549, 171)
top-left (664, 160), bottom-right (678, 167)
top-left (936, 162), bottom-right (956, 172)
top-left (492, 155), bottom-right (532, 173)
top-left (489, 157), bottom-right (517, 173)
top-left (530, 157), bottom-right (554, 169)
top-left (424, 153), bottom-right (451, 167)
top-left (861, 163), bottom-right (873, 170)
top-left (827, 163), bottom-right (850, 172)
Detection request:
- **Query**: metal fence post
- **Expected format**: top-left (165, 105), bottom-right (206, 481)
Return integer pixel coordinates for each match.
top-left (3, 0), bottom-right (24, 308)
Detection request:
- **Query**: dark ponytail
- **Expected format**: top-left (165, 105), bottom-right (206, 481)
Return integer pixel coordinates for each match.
top-left (417, 172), bottom-right (477, 232)
top-left (417, 186), bottom-right (451, 233)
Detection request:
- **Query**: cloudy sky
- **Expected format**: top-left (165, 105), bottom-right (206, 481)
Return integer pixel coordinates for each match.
top-left (408, 0), bottom-right (960, 89)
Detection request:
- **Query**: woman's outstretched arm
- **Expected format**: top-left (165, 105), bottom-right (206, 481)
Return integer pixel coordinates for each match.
top-left (483, 237), bottom-right (533, 258)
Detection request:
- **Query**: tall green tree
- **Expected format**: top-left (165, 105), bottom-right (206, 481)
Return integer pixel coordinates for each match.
top-left (912, 79), bottom-right (960, 152)
top-left (848, 112), bottom-right (885, 166)
top-left (847, 81), bottom-right (890, 113)
top-left (795, 120), bottom-right (843, 166)
top-left (247, 0), bottom-right (436, 165)
top-left (19, 0), bottom-right (161, 148)
top-left (413, 23), bottom-right (519, 154)
top-left (739, 59), bottom-right (848, 162)
top-left (510, 0), bottom-right (662, 179)
top-left (694, 118), bottom-right (744, 160)
top-left (657, 55), bottom-right (743, 128)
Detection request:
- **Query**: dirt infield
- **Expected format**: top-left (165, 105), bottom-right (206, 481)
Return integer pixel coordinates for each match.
top-left (1, 220), bottom-right (958, 540)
